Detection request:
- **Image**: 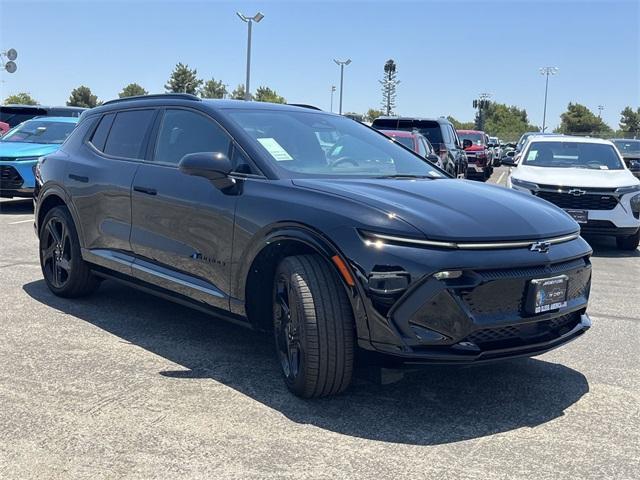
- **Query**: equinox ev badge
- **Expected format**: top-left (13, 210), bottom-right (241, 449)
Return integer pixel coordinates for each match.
top-left (567, 188), bottom-right (587, 196)
top-left (530, 241), bottom-right (551, 253)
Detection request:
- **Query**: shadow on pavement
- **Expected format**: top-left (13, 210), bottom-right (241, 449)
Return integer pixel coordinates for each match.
top-left (24, 278), bottom-right (589, 446)
top-left (584, 235), bottom-right (640, 258)
top-left (0, 199), bottom-right (34, 215)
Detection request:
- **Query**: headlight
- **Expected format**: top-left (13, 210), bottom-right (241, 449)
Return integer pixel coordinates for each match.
top-left (510, 177), bottom-right (539, 191)
top-left (15, 156), bottom-right (41, 162)
top-left (616, 184), bottom-right (640, 195)
top-left (631, 193), bottom-right (640, 213)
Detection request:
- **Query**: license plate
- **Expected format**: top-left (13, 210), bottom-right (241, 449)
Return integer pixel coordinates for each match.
top-left (526, 275), bottom-right (568, 314)
top-left (565, 209), bottom-right (588, 224)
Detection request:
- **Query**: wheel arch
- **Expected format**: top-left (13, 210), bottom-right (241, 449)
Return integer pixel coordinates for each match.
top-left (37, 185), bottom-right (85, 248)
top-left (237, 224), bottom-right (369, 338)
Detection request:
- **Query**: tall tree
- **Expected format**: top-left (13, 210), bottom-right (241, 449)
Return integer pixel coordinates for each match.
top-left (4, 92), bottom-right (38, 105)
top-left (557, 102), bottom-right (611, 135)
top-left (119, 83), bottom-right (148, 98)
top-left (366, 108), bottom-right (384, 122)
top-left (199, 78), bottom-right (227, 99)
top-left (380, 59), bottom-right (400, 116)
top-left (481, 103), bottom-right (538, 141)
top-left (254, 86), bottom-right (286, 104)
top-left (447, 116), bottom-right (475, 130)
top-left (619, 106), bottom-right (640, 135)
top-left (231, 84), bottom-right (250, 100)
top-left (67, 86), bottom-right (99, 108)
top-left (164, 63), bottom-right (202, 94)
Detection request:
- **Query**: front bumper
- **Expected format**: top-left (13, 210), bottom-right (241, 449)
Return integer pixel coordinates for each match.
top-left (0, 162), bottom-right (36, 197)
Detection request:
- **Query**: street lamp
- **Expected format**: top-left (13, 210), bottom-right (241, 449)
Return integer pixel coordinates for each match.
top-left (333, 59), bottom-right (351, 114)
top-left (598, 105), bottom-right (604, 118)
top-left (237, 12), bottom-right (264, 101)
top-left (540, 66), bottom-right (558, 132)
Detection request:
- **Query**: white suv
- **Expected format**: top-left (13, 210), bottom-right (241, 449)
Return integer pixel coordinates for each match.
top-left (506, 136), bottom-right (640, 250)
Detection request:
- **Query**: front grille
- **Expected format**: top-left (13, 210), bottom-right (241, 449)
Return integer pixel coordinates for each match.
top-left (466, 312), bottom-right (580, 346)
top-left (460, 261), bottom-right (591, 318)
top-left (535, 191), bottom-right (618, 210)
top-left (0, 166), bottom-right (23, 189)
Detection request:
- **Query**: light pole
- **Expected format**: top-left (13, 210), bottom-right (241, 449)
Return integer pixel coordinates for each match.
top-left (333, 59), bottom-right (351, 114)
top-left (237, 12), bottom-right (264, 101)
top-left (540, 66), bottom-right (558, 132)
top-left (330, 85), bottom-right (336, 112)
top-left (597, 105), bottom-right (604, 118)
top-left (473, 93), bottom-right (492, 131)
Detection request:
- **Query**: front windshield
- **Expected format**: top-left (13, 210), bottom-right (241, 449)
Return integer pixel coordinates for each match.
top-left (227, 109), bottom-right (445, 178)
top-left (523, 141), bottom-right (624, 170)
top-left (1, 119), bottom-right (76, 144)
top-left (391, 136), bottom-right (414, 149)
top-left (613, 139), bottom-right (640, 154)
top-left (458, 132), bottom-right (484, 145)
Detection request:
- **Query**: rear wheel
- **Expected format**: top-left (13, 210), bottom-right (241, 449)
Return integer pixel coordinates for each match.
top-left (616, 230), bottom-right (640, 250)
top-left (39, 206), bottom-right (100, 297)
top-left (273, 254), bottom-right (355, 398)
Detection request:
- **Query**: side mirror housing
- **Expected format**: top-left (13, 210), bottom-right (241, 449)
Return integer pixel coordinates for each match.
top-left (501, 157), bottom-right (517, 167)
top-left (628, 160), bottom-right (640, 171)
top-left (427, 153), bottom-right (440, 163)
top-left (462, 139), bottom-right (473, 149)
top-left (179, 152), bottom-right (236, 190)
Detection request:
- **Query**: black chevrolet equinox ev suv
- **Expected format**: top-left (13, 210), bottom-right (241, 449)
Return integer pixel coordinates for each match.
top-left (34, 94), bottom-right (593, 397)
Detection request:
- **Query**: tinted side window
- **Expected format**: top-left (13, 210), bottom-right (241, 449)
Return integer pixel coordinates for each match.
top-left (104, 109), bottom-right (155, 159)
top-left (90, 113), bottom-right (115, 151)
top-left (154, 109), bottom-right (231, 165)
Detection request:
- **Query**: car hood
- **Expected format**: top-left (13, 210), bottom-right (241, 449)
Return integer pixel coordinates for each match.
top-left (513, 165), bottom-right (640, 188)
top-left (0, 142), bottom-right (60, 158)
top-left (292, 178), bottom-right (578, 241)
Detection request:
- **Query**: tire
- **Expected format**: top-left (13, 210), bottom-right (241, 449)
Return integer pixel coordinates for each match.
top-left (616, 230), bottom-right (640, 250)
top-left (39, 206), bottom-right (100, 297)
top-left (273, 254), bottom-right (355, 398)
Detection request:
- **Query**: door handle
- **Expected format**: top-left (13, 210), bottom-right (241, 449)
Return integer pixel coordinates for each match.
top-left (68, 174), bottom-right (89, 183)
top-left (133, 185), bottom-right (157, 195)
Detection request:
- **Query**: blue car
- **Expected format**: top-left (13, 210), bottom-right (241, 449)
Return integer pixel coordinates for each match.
top-left (0, 116), bottom-right (78, 198)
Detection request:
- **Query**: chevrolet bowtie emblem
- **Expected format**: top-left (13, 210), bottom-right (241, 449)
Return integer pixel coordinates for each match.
top-left (530, 241), bottom-right (551, 253)
top-left (567, 188), bottom-right (586, 196)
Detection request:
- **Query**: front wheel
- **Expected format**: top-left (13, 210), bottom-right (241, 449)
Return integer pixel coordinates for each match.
top-left (616, 230), bottom-right (640, 250)
top-left (273, 255), bottom-right (355, 398)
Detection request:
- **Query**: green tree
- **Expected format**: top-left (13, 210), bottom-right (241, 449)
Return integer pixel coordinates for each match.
top-left (199, 78), bottom-right (227, 99)
top-left (254, 86), bottom-right (286, 104)
top-left (447, 115), bottom-right (475, 130)
top-left (67, 86), bottom-right (99, 108)
top-left (164, 62), bottom-right (202, 94)
top-left (619, 106), bottom-right (640, 135)
top-left (230, 84), bottom-right (250, 100)
top-left (481, 103), bottom-right (538, 141)
top-left (366, 108), bottom-right (384, 122)
top-left (557, 103), bottom-right (612, 135)
top-left (119, 83), bottom-right (148, 98)
top-left (4, 92), bottom-right (38, 105)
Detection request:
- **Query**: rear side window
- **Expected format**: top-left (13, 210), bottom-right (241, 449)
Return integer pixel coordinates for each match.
top-left (154, 109), bottom-right (231, 165)
top-left (90, 113), bottom-right (115, 151)
top-left (103, 109), bottom-right (155, 159)
top-left (372, 119), bottom-right (444, 147)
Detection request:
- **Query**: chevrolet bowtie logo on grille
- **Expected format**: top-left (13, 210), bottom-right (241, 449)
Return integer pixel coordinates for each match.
top-left (567, 188), bottom-right (587, 196)
top-left (530, 241), bottom-right (551, 253)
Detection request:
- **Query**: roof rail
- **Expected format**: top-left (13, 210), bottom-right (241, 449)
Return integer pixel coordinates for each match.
top-left (287, 103), bottom-right (322, 111)
top-left (102, 93), bottom-right (201, 106)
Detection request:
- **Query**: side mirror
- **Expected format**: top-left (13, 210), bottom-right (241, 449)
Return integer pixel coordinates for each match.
top-left (179, 152), bottom-right (236, 190)
top-left (427, 153), bottom-right (440, 163)
top-left (501, 157), bottom-right (517, 167)
top-left (487, 143), bottom-right (495, 148)
top-left (462, 139), bottom-right (473, 149)
top-left (629, 160), bottom-right (640, 171)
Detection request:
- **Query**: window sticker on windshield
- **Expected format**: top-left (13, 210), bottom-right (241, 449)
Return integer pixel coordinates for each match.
top-left (257, 137), bottom-right (293, 161)
top-left (527, 151), bottom-right (538, 161)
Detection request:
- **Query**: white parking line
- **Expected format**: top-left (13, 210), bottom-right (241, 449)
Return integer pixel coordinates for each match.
top-left (8, 219), bottom-right (34, 225)
top-left (497, 172), bottom-right (505, 185)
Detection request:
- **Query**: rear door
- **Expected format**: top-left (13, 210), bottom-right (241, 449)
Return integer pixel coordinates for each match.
top-left (67, 109), bottom-right (156, 274)
top-left (129, 107), bottom-right (239, 310)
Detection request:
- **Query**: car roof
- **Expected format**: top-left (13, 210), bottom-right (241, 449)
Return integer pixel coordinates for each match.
top-left (1, 104), bottom-right (85, 111)
top-left (379, 129), bottom-right (416, 138)
top-left (526, 135), bottom-right (613, 145)
top-left (26, 116), bottom-right (79, 124)
top-left (457, 129), bottom-right (484, 134)
top-left (373, 116), bottom-right (448, 124)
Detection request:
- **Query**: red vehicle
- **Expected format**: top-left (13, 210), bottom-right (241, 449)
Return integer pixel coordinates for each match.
top-left (457, 129), bottom-right (494, 181)
top-left (0, 121), bottom-right (9, 136)
top-left (380, 129), bottom-right (442, 168)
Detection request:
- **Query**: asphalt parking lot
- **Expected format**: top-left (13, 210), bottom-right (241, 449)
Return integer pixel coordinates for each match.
top-left (1, 168), bottom-right (638, 479)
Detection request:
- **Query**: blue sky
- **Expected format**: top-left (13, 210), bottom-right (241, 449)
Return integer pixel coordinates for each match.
top-left (1, 0), bottom-right (638, 130)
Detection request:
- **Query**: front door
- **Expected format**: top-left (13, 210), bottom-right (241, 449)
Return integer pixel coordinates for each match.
top-left (130, 108), bottom-right (238, 310)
